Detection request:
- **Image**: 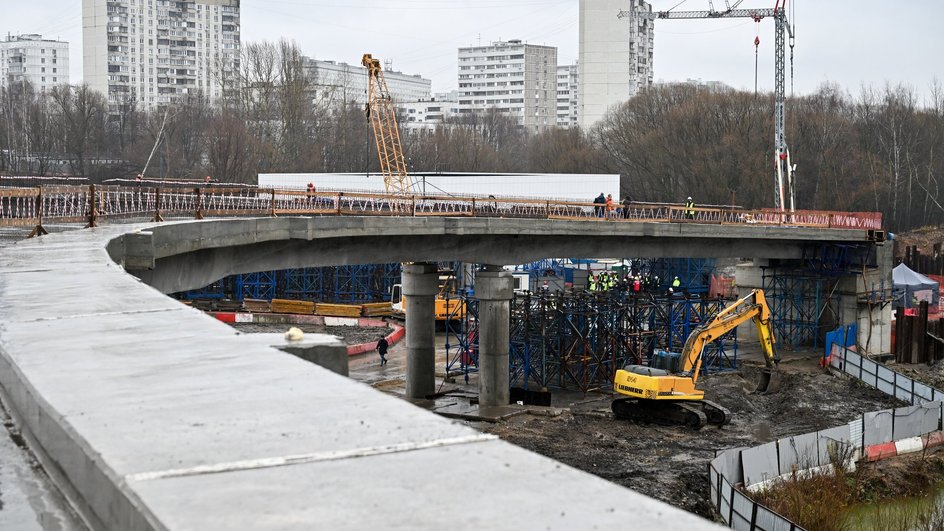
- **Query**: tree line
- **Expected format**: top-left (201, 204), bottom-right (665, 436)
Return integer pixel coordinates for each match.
top-left (0, 39), bottom-right (941, 231)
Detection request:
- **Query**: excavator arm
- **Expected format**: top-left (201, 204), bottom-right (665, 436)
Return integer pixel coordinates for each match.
top-left (682, 289), bottom-right (779, 384)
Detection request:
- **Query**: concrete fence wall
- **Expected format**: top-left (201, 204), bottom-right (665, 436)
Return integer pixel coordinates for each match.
top-left (709, 347), bottom-right (944, 531)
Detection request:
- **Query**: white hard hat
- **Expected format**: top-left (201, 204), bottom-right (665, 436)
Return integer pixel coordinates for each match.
top-left (687, 196), bottom-right (692, 200)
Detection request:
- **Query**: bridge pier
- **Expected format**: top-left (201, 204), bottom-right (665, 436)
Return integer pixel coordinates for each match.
top-left (736, 243), bottom-right (893, 355)
top-left (475, 265), bottom-right (514, 407)
top-left (403, 262), bottom-right (439, 399)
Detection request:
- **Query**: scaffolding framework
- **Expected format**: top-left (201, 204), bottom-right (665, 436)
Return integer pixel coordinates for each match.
top-left (176, 264), bottom-right (403, 304)
top-left (448, 290), bottom-right (737, 393)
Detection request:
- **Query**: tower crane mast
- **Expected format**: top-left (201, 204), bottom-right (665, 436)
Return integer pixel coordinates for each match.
top-left (362, 53), bottom-right (411, 195)
top-left (618, 2), bottom-right (796, 212)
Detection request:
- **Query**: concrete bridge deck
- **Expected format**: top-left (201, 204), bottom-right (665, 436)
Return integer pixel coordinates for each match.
top-left (0, 215), bottom-right (880, 530)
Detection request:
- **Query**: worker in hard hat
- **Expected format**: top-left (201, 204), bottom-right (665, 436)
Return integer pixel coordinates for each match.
top-left (685, 196), bottom-right (695, 220)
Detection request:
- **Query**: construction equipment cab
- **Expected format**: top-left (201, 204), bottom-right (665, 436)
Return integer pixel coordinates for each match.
top-left (390, 270), bottom-right (466, 321)
top-left (612, 289), bottom-right (779, 429)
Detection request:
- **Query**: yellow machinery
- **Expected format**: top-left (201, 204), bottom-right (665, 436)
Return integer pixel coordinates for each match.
top-left (390, 273), bottom-right (467, 322)
top-left (612, 289), bottom-right (780, 429)
top-left (362, 53), bottom-right (411, 195)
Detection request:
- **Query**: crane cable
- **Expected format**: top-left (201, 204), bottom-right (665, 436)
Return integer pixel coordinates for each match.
top-left (753, 14), bottom-right (761, 95)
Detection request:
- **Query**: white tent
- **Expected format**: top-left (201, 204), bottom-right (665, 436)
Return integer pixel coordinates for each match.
top-left (893, 263), bottom-right (939, 308)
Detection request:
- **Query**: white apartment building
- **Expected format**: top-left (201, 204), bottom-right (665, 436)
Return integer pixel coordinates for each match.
top-left (82, 0), bottom-right (240, 114)
top-left (457, 40), bottom-right (557, 133)
top-left (556, 63), bottom-right (579, 128)
top-left (0, 34), bottom-right (69, 91)
top-left (305, 58), bottom-right (431, 105)
top-left (578, 0), bottom-right (654, 129)
top-left (401, 95), bottom-right (459, 133)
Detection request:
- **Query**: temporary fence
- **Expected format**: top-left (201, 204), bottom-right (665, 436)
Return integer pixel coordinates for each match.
top-left (0, 184), bottom-right (885, 234)
top-left (709, 346), bottom-right (944, 530)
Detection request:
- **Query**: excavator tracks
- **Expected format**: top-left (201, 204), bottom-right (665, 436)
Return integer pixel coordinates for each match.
top-left (611, 398), bottom-right (730, 429)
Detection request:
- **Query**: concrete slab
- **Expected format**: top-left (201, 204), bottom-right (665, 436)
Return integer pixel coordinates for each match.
top-left (129, 439), bottom-right (711, 531)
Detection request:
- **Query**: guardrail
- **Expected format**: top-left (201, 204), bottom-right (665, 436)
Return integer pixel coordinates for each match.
top-left (0, 185), bottom-right (884, 235)
top-left (709, 347), bottom-right (944, 530)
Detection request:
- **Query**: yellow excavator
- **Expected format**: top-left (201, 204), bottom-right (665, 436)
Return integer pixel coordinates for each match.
top-left (612, 289), bottom-right (780, 429)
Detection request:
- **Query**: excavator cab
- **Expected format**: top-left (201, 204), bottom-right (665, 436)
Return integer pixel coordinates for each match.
top-left (612, 289), bottom-right (780, 429)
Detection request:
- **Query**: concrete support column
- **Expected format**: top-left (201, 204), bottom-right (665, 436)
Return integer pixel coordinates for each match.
top-left (475, 265), bottom-right (514, 407)
top-left (403, 262), bottom-right (439, 399)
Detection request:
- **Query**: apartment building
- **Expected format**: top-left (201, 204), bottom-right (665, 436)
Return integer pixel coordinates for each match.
top-left (457, 40), bottom-right (557, 133)
top-left (305, 58), bottom-right (431, 106)
top-left (578, 0), bottom-right (654, 128)
top-left (401, 92), bottom-right (459, 132)
top-left (82, 0), bottom-right (240, 113)
top-left (0, 34), bottom-right (69, 91)
top-left (556, 63), bottom-right (579, 128)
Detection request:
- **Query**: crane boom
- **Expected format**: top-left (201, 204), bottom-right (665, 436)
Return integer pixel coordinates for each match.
top-left (362, 53), bottom-right (411, 196)
top-left (617, 4), bottom-right (796, 212)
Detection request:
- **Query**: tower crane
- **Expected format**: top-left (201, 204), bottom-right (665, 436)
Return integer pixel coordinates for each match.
top-left (361, 53), bottom-right (412, 195)
top-left (618, 1), bottom-right (796, 212)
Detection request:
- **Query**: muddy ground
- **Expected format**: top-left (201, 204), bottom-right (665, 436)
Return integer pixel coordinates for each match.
top-left (473, 357), bottom-right (903, 521)
top-left (230, 322), bottom-right (391, 345)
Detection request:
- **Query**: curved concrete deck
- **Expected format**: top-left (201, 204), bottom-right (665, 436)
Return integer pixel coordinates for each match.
top-left (113, 216), bottom-right (875, 294)
top-left (0, 216), bottom-right (870, 530)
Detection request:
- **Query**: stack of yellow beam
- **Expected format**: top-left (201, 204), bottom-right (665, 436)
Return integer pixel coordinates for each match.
top-left (315, 303), bottom-right (362, 317)
top-left (243, 299), bottom-right (272, 313)
top-left (361, 302), bottom-right (393, 317)
top-left (271, 299), bottom-right (315, 315)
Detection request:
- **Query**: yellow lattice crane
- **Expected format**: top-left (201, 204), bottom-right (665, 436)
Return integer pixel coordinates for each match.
top-left (362, 53), bottom-right (411, 195)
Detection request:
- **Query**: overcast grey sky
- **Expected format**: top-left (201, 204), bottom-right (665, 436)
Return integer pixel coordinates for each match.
top-left (6, 0), bottom-right (942, 104)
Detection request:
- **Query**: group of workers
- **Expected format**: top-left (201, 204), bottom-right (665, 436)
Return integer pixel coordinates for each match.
top-left (593, 193), bottom-right (697, 220)
top-left (588, 272), bottom-right (683, 294)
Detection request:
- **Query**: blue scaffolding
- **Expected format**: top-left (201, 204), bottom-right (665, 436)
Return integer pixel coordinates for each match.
top-left (175, 263), bottom-right (403, 303)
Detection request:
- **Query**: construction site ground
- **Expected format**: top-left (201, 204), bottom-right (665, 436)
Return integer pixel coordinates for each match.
top-left (349, 336), bottom-right (904, 521)
top-left (230, 322), bottom-right (391, 345)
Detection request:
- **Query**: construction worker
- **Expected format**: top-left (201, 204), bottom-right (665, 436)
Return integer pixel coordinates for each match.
top-left (593, 193), bottom-right (606, 218)
top-left (605, 194), bottom-right (615, 219)
top-left (685, 196), bottom-right (695, 220)
top-left (589, 274), bottom-right (597, 292)
top-left (672, 276), bottom-right (681, 293)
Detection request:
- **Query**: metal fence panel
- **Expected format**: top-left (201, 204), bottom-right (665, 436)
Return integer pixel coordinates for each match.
top-left (732, 490), bottom-right (755, 531)
top-left (720, 480), bottom-right (733, 524)
top-left (778, 432), bottom-right (818, 475)
top-left (892, 405), bottom-right (921, 440)
top-left (915, 382), bottom-right (935, 404)
top-left (755, 506), bottom-right (780, 531)
top-left (743, 441), bottom-right (781, 487)
top-left (895, 373), bottom-right (914, 403)
top-left (876, 365), bottom-right (896, 396)
top-left (860, 357), bottom-right (878, 388)
top-left (818, 425), bottom-right (853, 467)
top-left (863, 408), bottom-right (895, 446)
top-left (709, 466), bottom-right (720, 507)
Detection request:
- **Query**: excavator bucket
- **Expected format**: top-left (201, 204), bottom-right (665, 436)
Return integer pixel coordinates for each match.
top-left (755, 367), bottom-right (781, 394)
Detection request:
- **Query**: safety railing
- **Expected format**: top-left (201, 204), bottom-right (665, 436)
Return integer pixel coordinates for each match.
top-left (0, 184), bottom-right (884, 235)
top-left (709, 346), bottom-right (944, 530)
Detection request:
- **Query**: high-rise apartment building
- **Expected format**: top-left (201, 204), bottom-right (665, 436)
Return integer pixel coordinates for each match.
top-left (304, 58), bottom-right (431, 106)
top-left (556, 63), bottom-right (579, 128)
top-left (457, 40), bottom-right (557, 133)
top-left (82, 0), bottom-right (240, 113)
top-left (578, 0), bottom-right (653, 129)
top-left (0, 34), bottom-right (70, 91)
